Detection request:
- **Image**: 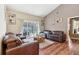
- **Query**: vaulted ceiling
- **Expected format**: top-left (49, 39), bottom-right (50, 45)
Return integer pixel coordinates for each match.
top-left (6, 4), bottom-right (60, 17)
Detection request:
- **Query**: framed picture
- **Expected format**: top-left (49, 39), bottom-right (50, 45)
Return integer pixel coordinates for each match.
top-left (56, 17), bottom-right (63, 23)
top-left (8, 14), bottom-right (16, 25)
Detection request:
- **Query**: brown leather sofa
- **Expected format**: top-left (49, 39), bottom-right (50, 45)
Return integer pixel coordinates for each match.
top-left (6, 42), bottom-right (39, 55)
top-left (2, 32), bottom-right (39, 55)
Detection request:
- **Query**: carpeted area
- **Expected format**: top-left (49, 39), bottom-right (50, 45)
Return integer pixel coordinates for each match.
top-left (39, 39), bottom-right (55, 49)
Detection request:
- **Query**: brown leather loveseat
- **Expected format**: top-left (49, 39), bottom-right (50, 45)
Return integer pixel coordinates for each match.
top-left (2, 32), bottom-right (39, 55)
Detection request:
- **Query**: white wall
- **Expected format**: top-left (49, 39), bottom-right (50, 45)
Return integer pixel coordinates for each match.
top-left (45, 4), bottom-right (79, 34)
top-left (6, 8), bottom-right (44, 34)
top-left (0, 4), bottom-right (6, 55)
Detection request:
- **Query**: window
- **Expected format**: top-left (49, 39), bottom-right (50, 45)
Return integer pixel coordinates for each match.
top-left (22, 20), bottom-right (40, 37)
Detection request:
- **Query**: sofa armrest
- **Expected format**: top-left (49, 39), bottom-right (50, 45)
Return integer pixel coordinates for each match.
top-left (6, 42), bottom-right (39, 55)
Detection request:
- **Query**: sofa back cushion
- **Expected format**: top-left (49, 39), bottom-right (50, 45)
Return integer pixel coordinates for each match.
top-left (53, 31), bottom-right (64, 35)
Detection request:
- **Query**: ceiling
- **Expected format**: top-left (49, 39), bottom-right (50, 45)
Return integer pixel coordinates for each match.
top-left (6, 4), bottom-right (60, 17)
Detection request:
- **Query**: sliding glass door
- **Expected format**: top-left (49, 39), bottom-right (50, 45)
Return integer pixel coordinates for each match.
top-left (22, 20), bottom-right (40, 37)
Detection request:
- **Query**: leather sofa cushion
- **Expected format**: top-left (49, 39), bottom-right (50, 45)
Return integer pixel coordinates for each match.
top-left (7, 41), bottom-right (17, 49)
top-left (5, 37), bottom-right (22, 49)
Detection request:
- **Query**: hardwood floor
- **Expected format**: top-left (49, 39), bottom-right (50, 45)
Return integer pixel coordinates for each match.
top-left (39, 41), bottom-right (79, 55)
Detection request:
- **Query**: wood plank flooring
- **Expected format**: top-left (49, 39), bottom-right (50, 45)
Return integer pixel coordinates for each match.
top-left (39, 42), bottom-right (69, 55)
top-left (39, 41), bottom-right (79, 55)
